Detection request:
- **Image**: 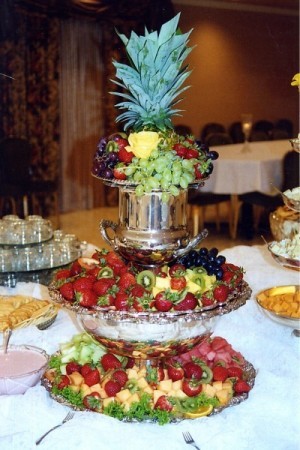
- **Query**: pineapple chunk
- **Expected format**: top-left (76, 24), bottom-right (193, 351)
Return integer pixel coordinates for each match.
top-left (212, 381), bottom-right (223, 391)
top-left (172, 379), bottom-right (183, 391)
top-left (173, 389), bottom-right (188, 399)
top-left (202, 384), bottom-right (216, 398)
top-left (143, 385), bottom-right (153, 395)
top-left (68, 371), bottom-right (84, 386)
top-left (103, 397), bottom-right (116, 408)
top-left (155, 276), bottom-right (171, 289)
top-left (116, 388), bottom-right (132, 403)
top-left (137, 377), bottom-right (149, 389)
top-left (216, 389), bottom-right (230, 405)
top-left (80, 383), bottom-right (92, 397)
top-left (153, 389), bottom-right (165, 404)
top-left (127, 392), bottom-right (140, 405)
top-left (69, 384), bottom-right (80, 393)
top-left (222, 381), bottom-right (233, 395)
top-left (158, 379), bottom-right (173, 393)
top-left (137, 367), bottom-right (146, 378)
top-left (127, 369), bottom-right (139, 379)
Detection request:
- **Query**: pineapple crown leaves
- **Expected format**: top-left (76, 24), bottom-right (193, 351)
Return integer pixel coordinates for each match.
top-left (110, 13), bottom-right (194, 132)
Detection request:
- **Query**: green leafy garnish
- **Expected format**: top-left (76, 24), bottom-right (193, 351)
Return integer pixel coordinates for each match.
top-left (48, 355), bottom-right (62, 370)
top-left (52, 385), bottom-right (84, 408)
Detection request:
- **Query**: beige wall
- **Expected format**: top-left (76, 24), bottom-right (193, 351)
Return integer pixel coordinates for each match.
top-left (172, 4), bottom-right (299, 139)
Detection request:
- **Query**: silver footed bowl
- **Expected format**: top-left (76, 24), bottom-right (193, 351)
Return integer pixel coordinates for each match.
top-left (49, 281), bottom-right (252, 360)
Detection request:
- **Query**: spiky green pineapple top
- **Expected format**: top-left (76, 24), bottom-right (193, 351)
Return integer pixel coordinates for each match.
top-left (111, 14), bottom-right (193, 133)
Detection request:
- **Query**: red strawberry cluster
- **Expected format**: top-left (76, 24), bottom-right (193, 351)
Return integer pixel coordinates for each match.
top-left (172, 135), bottom-right (218, 180)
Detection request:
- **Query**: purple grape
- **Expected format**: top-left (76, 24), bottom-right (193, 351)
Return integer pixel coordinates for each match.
top-left (101, 168), bottom-right (113, 179)
top-left (96, 136), bottom-right (108, 156)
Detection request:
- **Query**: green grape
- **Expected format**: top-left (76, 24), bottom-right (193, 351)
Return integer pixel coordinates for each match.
top-left (161, 178), bottom-right (171, 190)
top-left (161, 191), bottom-right (170, 203)
top-left (169, 185), bottom-right (180, 196)
top-left (135, 184), bottom-right (144, 196)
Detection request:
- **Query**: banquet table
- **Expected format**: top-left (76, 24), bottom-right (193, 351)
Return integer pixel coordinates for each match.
top-left (201, 139), bottom-right (291, 239)
top-left (1, 244), bottom-right (299, 450)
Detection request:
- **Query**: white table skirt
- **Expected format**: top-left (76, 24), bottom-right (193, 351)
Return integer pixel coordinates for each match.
top-left (202, 140), bottom-right (290, 195)
top-left (0, 244), bottom-right (299, 450)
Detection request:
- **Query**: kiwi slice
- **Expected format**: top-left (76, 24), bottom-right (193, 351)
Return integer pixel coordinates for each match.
top-left (199, 364), bottom-right (213, 384)
top-left (99, 266), bottom-right (114, 278)
top-left (136, 270), bottom-right (156, 290)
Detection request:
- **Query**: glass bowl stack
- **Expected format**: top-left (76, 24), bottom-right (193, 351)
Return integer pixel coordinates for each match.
top-left (0, 215), bottom-right (86, 287)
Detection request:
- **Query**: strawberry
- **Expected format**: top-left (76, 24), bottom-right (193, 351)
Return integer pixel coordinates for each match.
top-left (113, 165), bottom-right (127, 180)
top-left (78, 257), bottom-right (100, 270)
top-left (118, 272), bottom-right (136, 290)
top-left (154, 291), bottom-right (173, 312)
top-left (80, 363), bottom-right (93, 377)
top-left (146, 364), bottom-right (164, 387)
top-left (84, 368), bottom-right (101, 387)
top-left (168, 263), bottom-right (186, 277)
top-left (213, 284), bottom-right (230, 303)
top-left (114, 291), bottom-right (132, 310)
top-left (104, 379), bottom-right (121, 397)
top-left (182, 378), bottom-right (202, 397)
top-left (130, 284), bottom-right (147, 298)
top-left (73, 276), bottom-right (94, 293)
top-left (173, 143), bottom-right (187, 158)
top-left (55, 268), bottom-right (71, 280)
top-left (66, 361), bottom-right (81, 375)
top-left (76, 289), bottom-right (98, 308)
top-left (83, 392), bottom-right (101, 411)
top-left (106, 251), bottom-right (126, 275)
top-left (118, 147), bottom-right (134, 163)
top-left (57, 375), bottom-right (70, 390)
top-left (194, 162), bottom-right (205, 179)
top-left (70, 260), bottom-right (83, 276)
top-left (101, 353), bottom-right (122, 372)
top-left (234, 379), bottom-right (251, 394)
top-left (174, 292), bottom-right (198, 311)
top-left (170, 276), bottom-right (187, 291)
top-left (227, 366), bottom-right (243, 379)
top-left (59, 282), bottom-right (74, 301)
top-left (125, 357), bottom-right (135, 369)
top-left (167, 363), bottom-right (184, 381)
top-left (185, 148), bottom-right (199, 159)
top-left (183, 361), bottom-right (203, 380)
top-left (97, 293), bottom-right (115, 307)
top-left (201, 294), bottom-right (215, 307)
top-left (212, 365), bottom-right (229, 382)
top-left (93, 278), bottom-right (115, 296)
top-left (112, 369), bottom-right (128, 387)
top-left (154, 395), bottom-right (173, 412)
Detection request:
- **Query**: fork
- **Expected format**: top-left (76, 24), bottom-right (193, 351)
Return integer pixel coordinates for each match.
top-left (182, 431), bottom-right (201, 450)
top-left (36, 411), bottom-right (75, 445)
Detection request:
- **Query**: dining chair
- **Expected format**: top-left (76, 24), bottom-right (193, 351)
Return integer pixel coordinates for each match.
top-left (274, 118), bottom-right (293, 138)
top-left (174, 124), bottom-right (192, 136)
top-left (200, 122), bottom-right (226, 143)
top-left (228, 121), bottom-right (244, 143)
top-left (231, 150), bottom-right (299, 239)
top-left (188, 189), bottom-right (231, 235)
top-left (0, 137), bottom-right (60, 225)
top-left (204, 132), bottom-right (233, 146)
top-left (252, 120), bottom-right (274, 138)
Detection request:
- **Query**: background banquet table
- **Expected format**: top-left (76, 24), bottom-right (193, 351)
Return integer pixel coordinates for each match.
top-left (202, 139), bottom-right (291, 195)
top-left (0, 244), bottom-right (299, 450)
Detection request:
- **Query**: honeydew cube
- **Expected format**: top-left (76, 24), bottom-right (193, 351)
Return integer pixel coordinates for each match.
top-left (216, 389), bottom-right (230, 405)
top-left (202, 384), bottom-right (216, 398)
top-left (116, 388), bottom-right (131, 403)
top-left (158, 379), bottom-right (173, 393)
top-left (103, 397), bottom-right (116, 408)
top-left (127, 369), bottom-right (139, 380)
top-left (212, 381), bottom-right (223, 391)
top-left (172, 380), bottom-right (183, 391)
top-left (127, 393), bottom-right (140, 405)
top-left (69, 371), bottom-right (84, 386)
top-left (153, 389), bottom-right (165, 404)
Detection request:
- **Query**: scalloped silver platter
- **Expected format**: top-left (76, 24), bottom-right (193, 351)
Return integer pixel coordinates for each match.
top-left (91, 172), bottom-right (208, 189)
top-left (268, 243), bottom-right (300, 271)
top-left (48, 280), bottom-right (252, 324)
top-left (41, 359), bottom-right (256, 423)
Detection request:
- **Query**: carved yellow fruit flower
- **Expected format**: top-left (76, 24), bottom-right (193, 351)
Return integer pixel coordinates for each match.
top-left (126, 131), bottom-right (161, 159)
top-left (291, 73), bottom-right (300, 87)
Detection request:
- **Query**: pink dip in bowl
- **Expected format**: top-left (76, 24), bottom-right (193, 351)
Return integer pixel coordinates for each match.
top-left (0, 345), bottom-right (48, 395)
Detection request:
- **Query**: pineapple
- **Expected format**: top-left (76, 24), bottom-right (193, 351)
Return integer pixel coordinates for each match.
top-left (111, 13), bottom-right (193, 132)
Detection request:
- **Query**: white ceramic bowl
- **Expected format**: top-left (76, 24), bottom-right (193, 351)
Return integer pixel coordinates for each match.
top-left (0, 344), bottom-right (49, 395)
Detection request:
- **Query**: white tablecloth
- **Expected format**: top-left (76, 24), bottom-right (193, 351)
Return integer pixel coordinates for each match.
top-left (203, 140), bottom-right (290, 195)
top-left (0, 245), bottom-right (299, 450)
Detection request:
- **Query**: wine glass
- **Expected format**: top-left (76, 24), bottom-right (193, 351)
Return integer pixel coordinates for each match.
top-left (241, 114), bottom-right (253, 142)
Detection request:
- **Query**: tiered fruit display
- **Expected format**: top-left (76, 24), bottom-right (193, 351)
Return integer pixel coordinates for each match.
top-left (52, 247), bottom-right (244, 312)
top-left (43, 333), bottom-right (254, 424)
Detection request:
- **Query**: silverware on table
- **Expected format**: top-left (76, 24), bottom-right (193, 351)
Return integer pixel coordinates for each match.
top-left (36, 411), bottom-right (75, 445)
top-left (182, 431), bottom-right (201, 450)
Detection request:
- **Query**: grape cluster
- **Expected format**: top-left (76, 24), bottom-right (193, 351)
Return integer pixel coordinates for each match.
top-left (176, 247), bottom-right (226, 280)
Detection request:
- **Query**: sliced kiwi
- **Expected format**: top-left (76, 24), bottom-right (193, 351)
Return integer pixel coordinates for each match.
top-left (99, 266), bottom-right (114, 278)
top-left (199, 364), bottom-right (213, 384)
top-left (136, 270), bottom-right (156, 290)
